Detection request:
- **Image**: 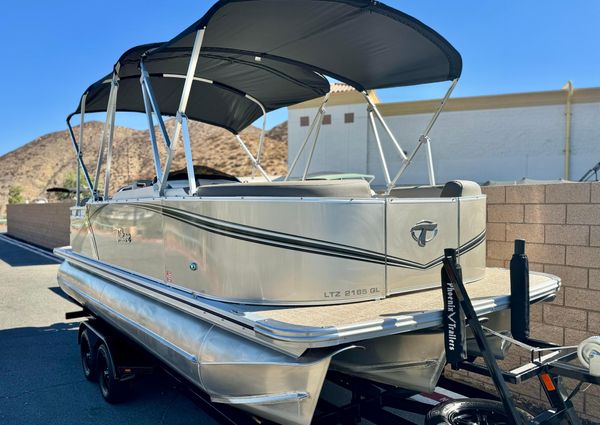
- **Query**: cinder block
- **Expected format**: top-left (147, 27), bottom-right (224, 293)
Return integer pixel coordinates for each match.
top-left (486, 259), bottom-right (505, 268)
top-left (486, 222), bottom-right (505, 241)
top-left (524, 204), bottom-right (566, 224)
top-left (545, 224), bottom-right (589, 246)
top-left (567, 204), bottom-right (600, 225)
top-left (487, 241), bottom-right (513, 261)
top-left (524, 243), bottom-right (565, 265)
top-left (530, 322), bottom-right (564, 345)
top-left (565, 287), bottom-right (600, 311)
top-left (481, 185), bottom-right (505, 204)
top-left (543, 264), bottom-right (588, 288)
top-left (506, 184), bottom-right (545, 204)
top-left (589, 269), bottom-right (600, 290)
top-left (566, 246), bottom-right (600, 268)
top-left (506, 223), bottom-right (544, 244)
top-left (530, 303), bottom-right (543, 322)
top-left (528, 262), bottom-right (544, 272)
top-left (588, 311), bottom-right (600, 334)
top-left (564, 328), bottom-right (595, 346)
top-left (542, 305), bottom-right (587, 330)
top-left (546, 183), bottom-right (590, 204)
top-left (584, 394), bottom-right (600, 420)
top-left (549, 288), bottom-right (564, 306)
top-left (592, 183), bottom-right (600, 203)
top-left (488, 204), bottom-right (524, 223)
top-left (590, 226), bottom-right (600, 247)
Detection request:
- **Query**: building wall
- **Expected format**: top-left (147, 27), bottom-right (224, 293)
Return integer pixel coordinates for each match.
top-left (446, 182), bottom-right (600, 423)
top-left (288, 88), bottom-right (600, 188)
top-left (288, 102), bottom-right (369, 178)
top-left (7, 203), bottom-right (72, 249)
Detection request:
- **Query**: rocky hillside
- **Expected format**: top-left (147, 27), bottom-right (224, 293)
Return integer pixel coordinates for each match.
top-left (0, 120), bottom-right (288, 215)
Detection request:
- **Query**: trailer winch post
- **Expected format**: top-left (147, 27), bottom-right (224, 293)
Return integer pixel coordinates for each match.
top-left (510, 239), bottom-right (530, 341)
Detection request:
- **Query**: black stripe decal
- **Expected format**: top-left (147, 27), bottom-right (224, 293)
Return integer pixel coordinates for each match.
top-left (116, 203), bottom-right (486, 270)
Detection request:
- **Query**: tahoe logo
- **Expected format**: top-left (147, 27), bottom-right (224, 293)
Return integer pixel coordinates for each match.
top-left (410, 220), bottom-right (438, 247)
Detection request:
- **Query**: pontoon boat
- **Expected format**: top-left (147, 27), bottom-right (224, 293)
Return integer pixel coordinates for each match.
top-left (55, 1), bottom-right (560, 424)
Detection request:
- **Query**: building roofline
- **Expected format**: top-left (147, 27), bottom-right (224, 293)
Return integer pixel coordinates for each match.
top-left (289, 86), bottom-right (600, 114)
top-left (289, 89), bottom-right (379, 110)
top-left (379, 87), bottom-right (600, 116)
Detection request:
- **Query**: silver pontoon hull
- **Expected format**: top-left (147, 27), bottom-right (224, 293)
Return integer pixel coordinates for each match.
top-left (56, 253), bottom-right (556, 425)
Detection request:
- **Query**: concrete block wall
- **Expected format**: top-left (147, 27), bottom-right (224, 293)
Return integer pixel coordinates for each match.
top-left (6, 203), bottom-right (72, 249)
top-left (448, 182), bottom-right (600, 423)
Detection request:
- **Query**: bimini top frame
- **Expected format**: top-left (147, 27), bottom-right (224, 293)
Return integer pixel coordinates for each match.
top-left (67, 0), bottom-right (463, 203)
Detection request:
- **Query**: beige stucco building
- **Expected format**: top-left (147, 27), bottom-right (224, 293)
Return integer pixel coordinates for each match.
top-left (288, 83), bottom-right (600, 188)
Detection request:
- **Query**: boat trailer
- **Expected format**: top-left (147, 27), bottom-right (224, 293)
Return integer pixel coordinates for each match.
top-left (67, 239), bottom-right (600, 424)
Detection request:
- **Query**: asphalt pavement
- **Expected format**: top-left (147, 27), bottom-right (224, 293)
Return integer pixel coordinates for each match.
top-left (0, 236), bottom-right (217, 425)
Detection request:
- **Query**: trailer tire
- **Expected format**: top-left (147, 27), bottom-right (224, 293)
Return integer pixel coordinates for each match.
top-left (96, 343), bottom-right (126, 404)
top-left (425, 398), bottom-right (533, 425)
top-left (80, 330), bottom-right (97, 382)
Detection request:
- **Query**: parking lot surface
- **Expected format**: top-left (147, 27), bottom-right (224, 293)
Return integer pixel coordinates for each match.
top-left (0, 237), bottom-right (217, 425)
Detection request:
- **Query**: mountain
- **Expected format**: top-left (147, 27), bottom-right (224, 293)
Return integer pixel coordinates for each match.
top-left (0, 120), bottom-right (288, 215)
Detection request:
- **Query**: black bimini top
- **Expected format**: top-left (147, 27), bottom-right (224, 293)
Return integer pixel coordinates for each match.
top-left (74, 43), bottom-right (330, 134)
top-left (72, 0), bottom-right (462, 134)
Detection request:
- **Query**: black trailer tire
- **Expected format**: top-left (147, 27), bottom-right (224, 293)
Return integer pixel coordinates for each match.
top-left (425, 398), bottom-right (533, 425)
top-left (80, 330), bottom-right (97, 382)
top-left (96, 343), bottom-right (126, 404)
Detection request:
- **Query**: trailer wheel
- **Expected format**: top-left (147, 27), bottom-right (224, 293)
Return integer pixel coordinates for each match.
top-left (425, 398), bottom-right (533, 425)
top-left (96, 343), bottom-right (126, 403)
top-left (80, 330), bottom-right (97, 382)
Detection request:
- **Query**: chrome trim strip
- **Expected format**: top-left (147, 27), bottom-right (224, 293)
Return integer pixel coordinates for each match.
top-left (211, 391), bottom-right (309, 405)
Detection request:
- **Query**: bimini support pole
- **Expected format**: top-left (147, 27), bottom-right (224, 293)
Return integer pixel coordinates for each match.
top-left (140, 72), bottom-right (162, 181)
top-left (246, 94), bottom-right (267, 178)
top-left (285, 92), bottom-right (330, 181)
top-left (93, 70), bottom-right (119, 199)
top-left (67, 113), bottom-right (94, 202)
top-left (235, 135), bottom-right (270, 180)
top-left (301, 101), bottom-right (328, 180)
top-left (178, 112), bottom-right (197, 193)
top-left (159, 28), bottom-right (205, 196)
top-left (362, 92), bottom-right (407, 162)
top-left (367, 105), bottom-right (391, 186)
top-left (103, 66), bottom-right (120, 200)
top-left (76, 94), bottom-right (86, 205)
top-left (386, 78), bottom-right (458, 194)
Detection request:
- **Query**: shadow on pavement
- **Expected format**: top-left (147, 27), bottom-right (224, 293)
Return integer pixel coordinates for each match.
top-left (48, 285), bottom-right (74, 302)
top-left (0, 322), bottom-right (216, 425)
top-left (0, 238), bottom-right (58, 267)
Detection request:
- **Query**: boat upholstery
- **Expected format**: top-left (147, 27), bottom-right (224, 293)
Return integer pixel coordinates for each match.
top-left (440, 180), bottom-right (482, 197)
top-left (387, 186), bottom-right (443, 198)
top-left (387, 180), bottom-right (481, 199)
top-left (195, 179), bottom-right (373, 198)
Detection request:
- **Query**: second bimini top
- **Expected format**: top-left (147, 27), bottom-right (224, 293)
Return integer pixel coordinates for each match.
top-left (71, 0), bottom-right (462, 134)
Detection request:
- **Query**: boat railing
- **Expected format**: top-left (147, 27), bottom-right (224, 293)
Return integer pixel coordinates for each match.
top-left (66, 21), bottom-right (459, 205)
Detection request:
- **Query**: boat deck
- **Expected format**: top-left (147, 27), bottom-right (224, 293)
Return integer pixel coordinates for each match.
top-left (247, 268), bottom-right (555, 327)
top-left (55, 247), bottom-right (560, 357)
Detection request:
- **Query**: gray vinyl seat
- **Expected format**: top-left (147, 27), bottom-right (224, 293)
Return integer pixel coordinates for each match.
top-left (440, 180), bottom-right (481, 197)
top-left (387, 180), bottom-right (481, 198)
top-left (195, 179), bottom-right (373, 198)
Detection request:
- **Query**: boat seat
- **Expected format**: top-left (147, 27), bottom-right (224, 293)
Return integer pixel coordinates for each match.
top-left (195, 179), bottom-right (372, 198)
top-left (387, 186), bottom-right (443, 198)
top-left (387, 180), bottom-right (481, 198)
top-left (440, 180), bottom-right (481, 197)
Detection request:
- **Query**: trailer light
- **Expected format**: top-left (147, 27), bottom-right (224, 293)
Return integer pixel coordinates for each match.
top-left (540, 373), bottom-right (556, 392)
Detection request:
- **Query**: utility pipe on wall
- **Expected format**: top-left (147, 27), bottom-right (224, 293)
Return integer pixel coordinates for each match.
top-left (562, 80), bottom-right (574, 180)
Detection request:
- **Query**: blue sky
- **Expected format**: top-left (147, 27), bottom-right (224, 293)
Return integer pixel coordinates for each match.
top-left (0, 0), bottom-right (599, 156)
